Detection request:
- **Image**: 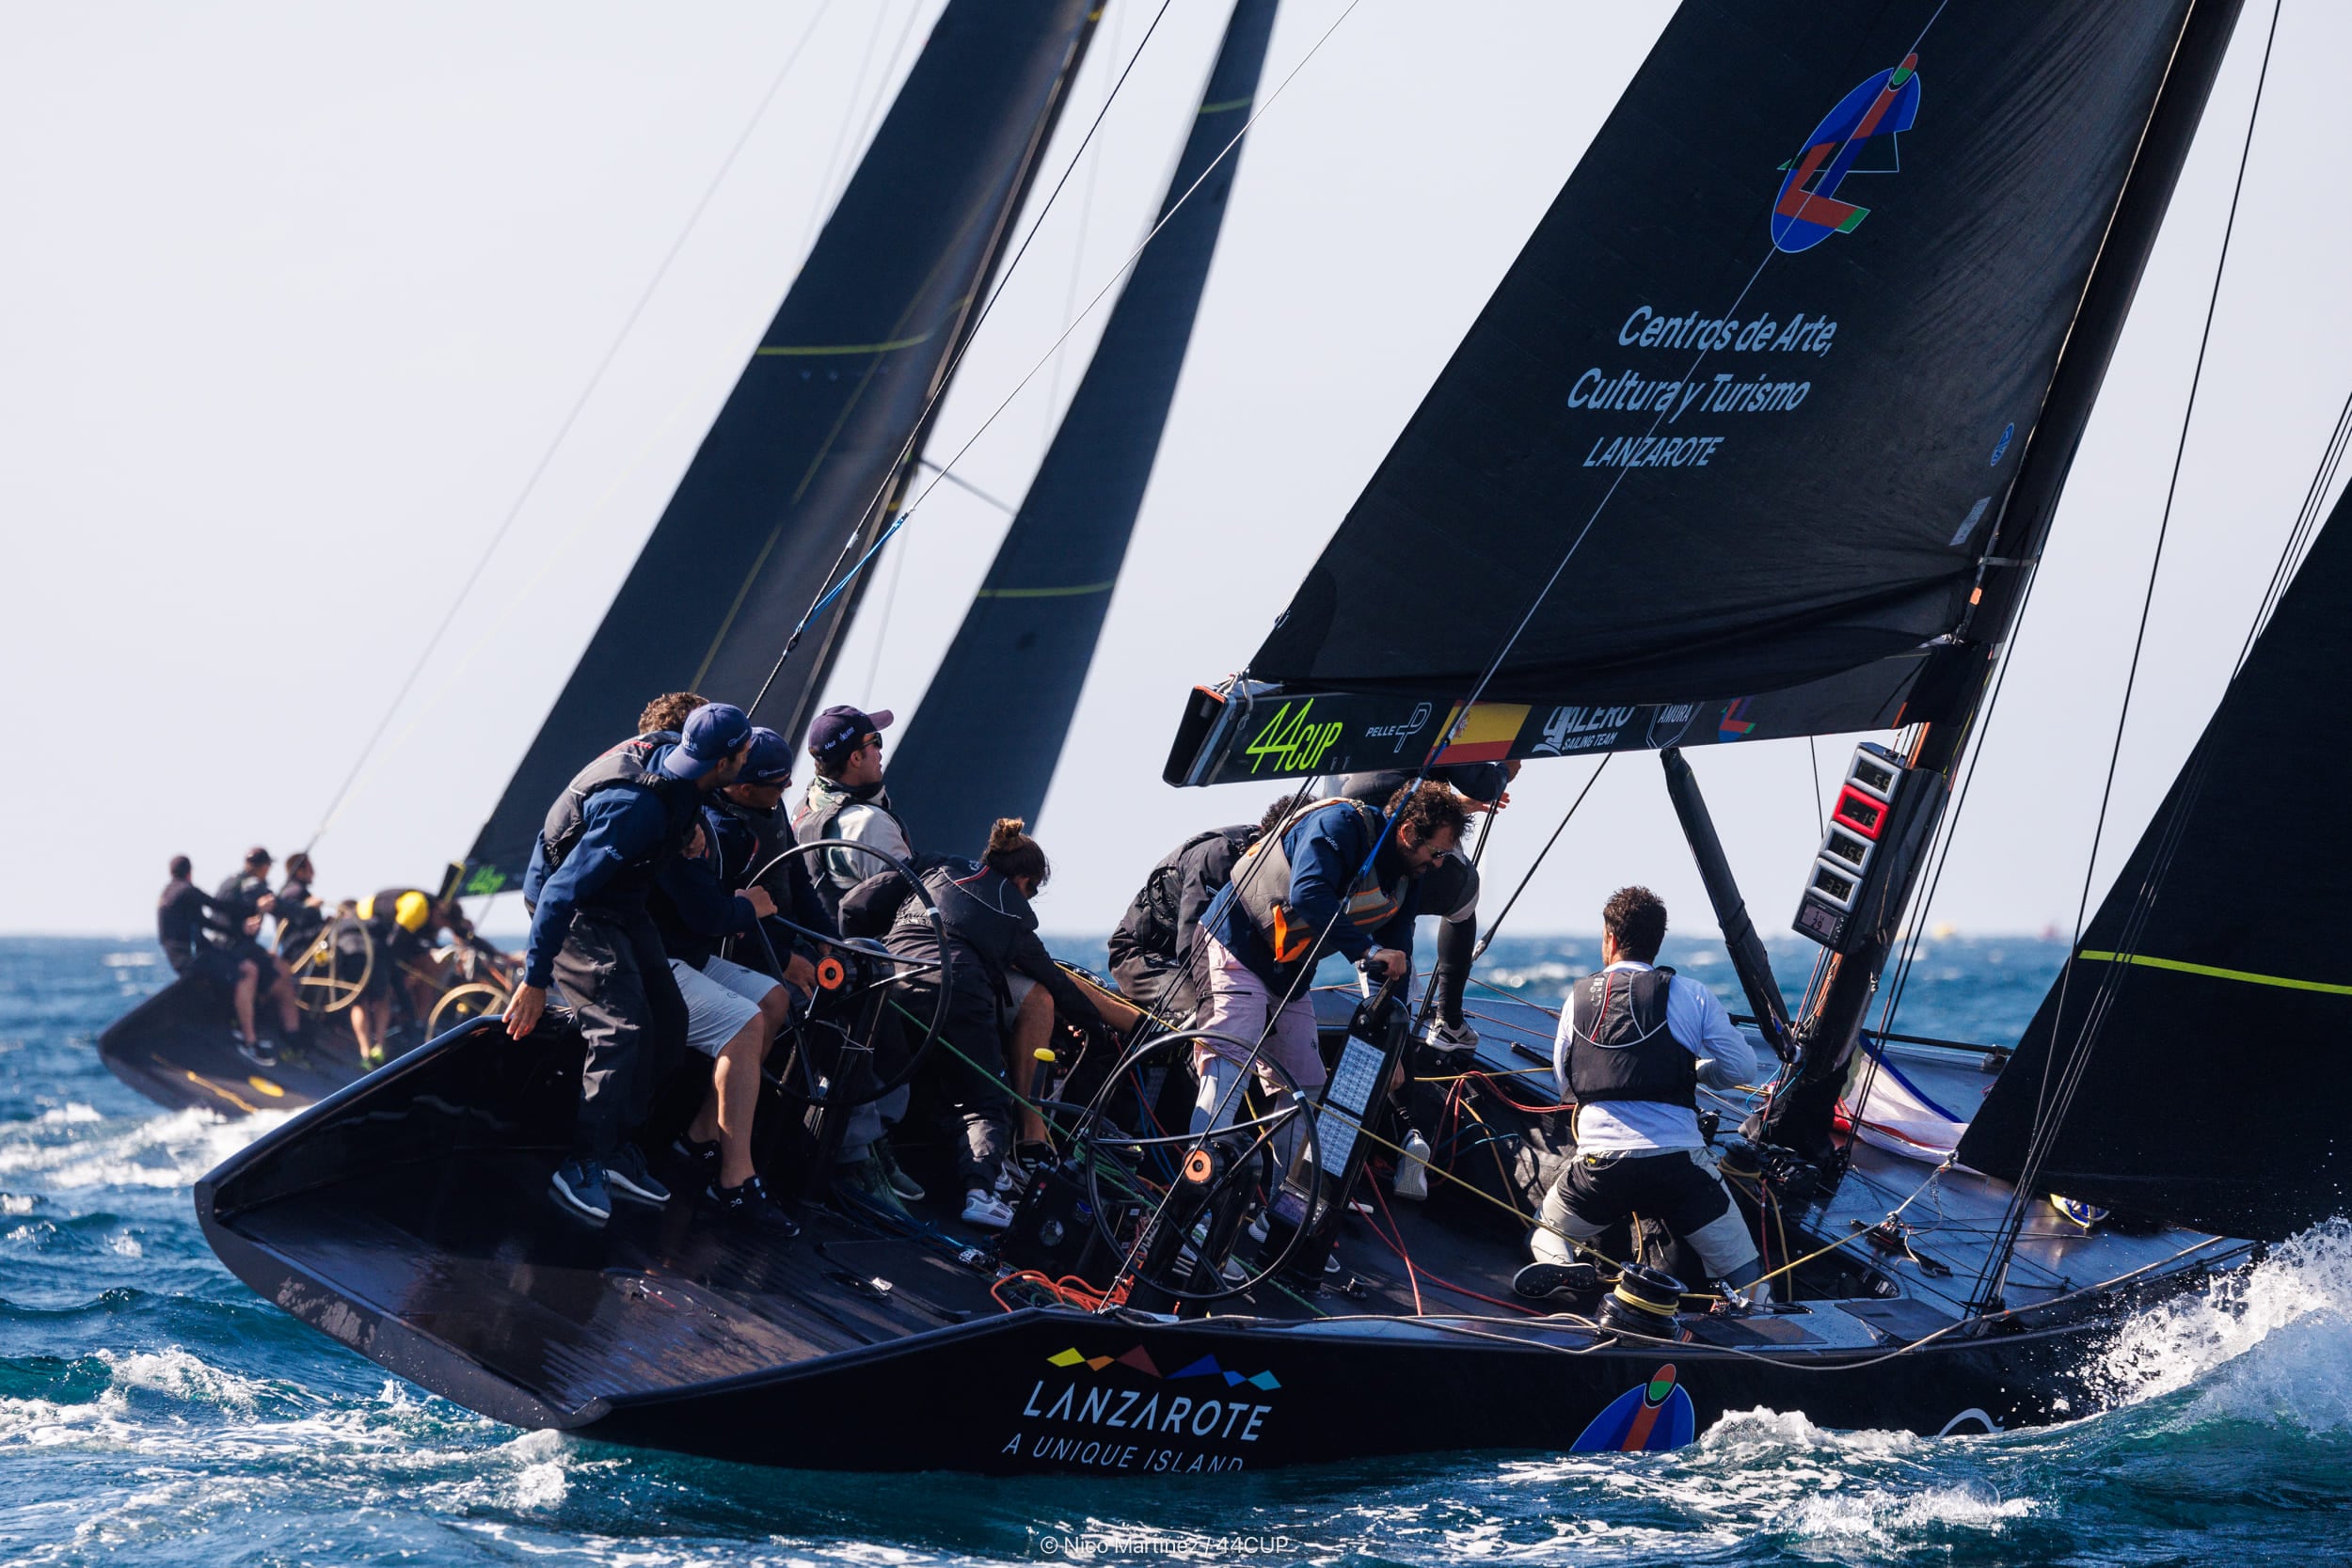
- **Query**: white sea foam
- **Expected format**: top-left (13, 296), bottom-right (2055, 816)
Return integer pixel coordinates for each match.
top-left (0, 1105), bottom-right (286, 1192)
top-left (35, 1104), bottom-right (102, 1125)
top-left (101, 952), bottom-right (156, 968)
top-left (1784, 1480), bottom-right (2032, 1539)
top-left (2093, 1216), bottom-right (2352, 1430)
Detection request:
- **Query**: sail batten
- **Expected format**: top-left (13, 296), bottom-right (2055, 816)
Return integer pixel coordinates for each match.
top-left (1168, 0), bottom-right (2237, 786)
top-left (463, 0), bottom-right (1100, 890)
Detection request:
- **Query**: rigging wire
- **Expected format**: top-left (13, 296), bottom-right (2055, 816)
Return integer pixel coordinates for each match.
top-left (1975, 0), bottom-right (2282, 1308)
top-left (1470, 754), bottom-right (1611, 960)
top-left (299, 1), bottom-right (838, 851)
top-left (748, 0), bottom-right (1367, 717)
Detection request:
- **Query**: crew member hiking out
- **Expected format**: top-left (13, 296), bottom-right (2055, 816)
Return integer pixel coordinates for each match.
top-left (1106, 793), bottom-right (1296, 1024)
top-left (1512, 885), bottom-right (1770, 1306)
top-left (1195, 782), bottom-right (1466, 1149)
top-left (509, 702), bottom-right (755, 1226)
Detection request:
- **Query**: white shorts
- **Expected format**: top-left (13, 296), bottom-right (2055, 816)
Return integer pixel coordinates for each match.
top-left (670, 955), bottom-right (780, 1058)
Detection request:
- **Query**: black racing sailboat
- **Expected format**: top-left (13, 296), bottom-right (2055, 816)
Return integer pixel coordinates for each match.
top-left (194, 0), bottom-right (2284, 1476)
top-left (888, 0), bottom-right (1281, 854)
top-left (103, 0), bottom-right (1103, 1117)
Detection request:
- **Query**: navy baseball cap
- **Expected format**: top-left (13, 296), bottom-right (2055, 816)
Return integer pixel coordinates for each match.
top-left (807, 705), bottom-right (893, 768)
top-left (660, 703), bottom-right (753, 780)
top-left (741, 726), bottom-right (794, 785)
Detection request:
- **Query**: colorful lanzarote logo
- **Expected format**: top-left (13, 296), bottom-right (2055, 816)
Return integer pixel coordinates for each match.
top-left (1572, 1363), bottom-right (1696, 1452)
top-left (1047, 1346), bottom-right (1280, 1392)
top-left (1772, 55), bottom-right (1921, 253)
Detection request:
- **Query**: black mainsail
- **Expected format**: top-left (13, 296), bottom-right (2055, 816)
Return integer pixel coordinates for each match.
top-left (1957, 485), bottom-right (2352, 1241)
top-left (1165, 0), bottom-right (2242, 787)
top-left (890, 0), bottom-right (1280, 855)
top-left (463, 0), bottom-right (1100, 890)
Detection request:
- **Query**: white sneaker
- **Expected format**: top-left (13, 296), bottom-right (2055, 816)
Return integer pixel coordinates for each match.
top-left (961, 1188), bottom-right (1016, 1230)
top-left (1393, 1130), bottom-right (1431, 1201)
top-left (1423, 1018), bottom-right (1479, 1053)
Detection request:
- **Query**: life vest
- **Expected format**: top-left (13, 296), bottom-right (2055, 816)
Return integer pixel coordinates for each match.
top-left (1232, 798), bottom-right (1404, 969)
top-left (1565, 965), bottom-right (1696, 1109)
top-left (1116, 824), bottom-right (1257, 963)
top-left (537, 734), bottom-right (704, 904)
top-left (792, 776), bottom-right (911, 914)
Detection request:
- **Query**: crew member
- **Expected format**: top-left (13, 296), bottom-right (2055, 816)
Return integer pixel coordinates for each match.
top-left (794, 705), bottom-right (914, 920)
top-left (156, 856), bottom-right (258, 1035)
top-left (209, 846), bottom-right (301, 1063)
top-left (646, 797), bottom-right (794, 1228)
top-left (1105, 794), bottom-right (1296, 1023)
top-left (638, 690), bottom-right (707, 738)
top-left (274, 853), bottom-right (326, 955)
top-left (1513, 886), bottom-right (1769, 1305)
top-left (509, 702), bottom-right (754, 1225)
top-left (707, 726), bottom-right (834, 990)
top-left (1309, 764), bottom-right (1518, 1051)
top-left (863, 819), bottom-right (1136, 1229)
top-left (1195, 783), bottom-right (1466, 1148)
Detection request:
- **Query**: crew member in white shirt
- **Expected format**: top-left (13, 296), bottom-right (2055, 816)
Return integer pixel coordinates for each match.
top-left (1513, 885), bottom-right (1770, 1305)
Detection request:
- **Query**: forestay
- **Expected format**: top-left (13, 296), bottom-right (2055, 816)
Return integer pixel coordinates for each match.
top-left (1168, 0), bottom-right (2238, 785)
top-left (463, 0), bottom-right (1100, 890)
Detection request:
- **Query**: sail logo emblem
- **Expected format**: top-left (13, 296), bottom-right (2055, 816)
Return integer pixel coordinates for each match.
top-left (1772, 54), bottom-right (1920, 253)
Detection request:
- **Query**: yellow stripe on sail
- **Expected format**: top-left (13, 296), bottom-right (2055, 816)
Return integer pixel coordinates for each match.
top-left (755, 329), bottom-right (936, 357)
top-left (1199, 96), bottom-right (1253, 115)
top-left (974, 581), bottom-right (1115, 600)
top-left (2077, 949), bottom-right (2352, 996)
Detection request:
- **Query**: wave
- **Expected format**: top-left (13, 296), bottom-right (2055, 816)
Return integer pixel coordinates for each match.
top-left (0, 1105), bottom-right (286, 1193)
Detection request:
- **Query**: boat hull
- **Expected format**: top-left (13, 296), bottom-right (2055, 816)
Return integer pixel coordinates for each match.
top-left (99, 974), bottom-right (365, 1117)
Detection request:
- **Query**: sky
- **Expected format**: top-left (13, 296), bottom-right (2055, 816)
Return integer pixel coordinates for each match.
top-left (6, 1), bottom-right (2349, 941)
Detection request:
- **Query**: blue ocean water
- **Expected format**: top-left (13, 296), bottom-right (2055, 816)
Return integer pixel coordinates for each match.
top-left (5, 932), bottom-right (2349, 1566)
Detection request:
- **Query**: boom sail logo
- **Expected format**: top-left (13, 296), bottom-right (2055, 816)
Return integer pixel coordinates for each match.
top-left (1772, 54), bottom-right (1921, 253)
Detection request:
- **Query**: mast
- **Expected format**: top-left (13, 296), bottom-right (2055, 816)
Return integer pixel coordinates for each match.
top-left (890, 0), bottom-right (1282, 856)
top-left (461, 0), bottom-right (1101, 892)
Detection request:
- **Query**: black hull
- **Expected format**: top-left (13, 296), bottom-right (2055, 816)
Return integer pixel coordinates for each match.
top-left (195, 1017), bottom-right (2210, 1475)
top-left (99, 974), bottom-right (370, 1117)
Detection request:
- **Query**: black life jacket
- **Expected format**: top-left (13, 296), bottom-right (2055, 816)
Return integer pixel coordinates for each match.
top-left (1112, 824), bottom-right (1256, 965)
top-left (1565, 965), bottom-right (1695, 1109)
top-left (537, 735), bottom-right (704, 909)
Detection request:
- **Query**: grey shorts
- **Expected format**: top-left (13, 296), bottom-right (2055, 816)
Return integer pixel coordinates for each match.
top-left (669, 954), bottom-right (779, 1057)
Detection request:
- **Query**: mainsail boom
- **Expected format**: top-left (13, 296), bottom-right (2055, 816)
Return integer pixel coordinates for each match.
top-left (463, 0), bottom-right (1101, 891)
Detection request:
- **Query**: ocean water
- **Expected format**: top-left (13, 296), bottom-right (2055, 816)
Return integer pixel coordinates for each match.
top-left (6, 932), bottom-right (2350, 1567)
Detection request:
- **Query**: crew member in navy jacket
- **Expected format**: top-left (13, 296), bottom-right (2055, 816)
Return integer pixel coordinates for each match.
top-left (509, 703), bottom-right (754, 1225)
top-left (1195, 781), bottom-right (1466, 1147)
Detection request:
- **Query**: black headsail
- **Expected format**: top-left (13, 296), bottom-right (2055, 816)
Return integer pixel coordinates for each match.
top-left (1165, 0), bottom-right (2242, 789)
top-left (890, 0), bottom-right (1281, 856)
top-left (462, 0), bottom-right (1099, 891)
top-left (1956, 487), bottom-right (2352, 1242)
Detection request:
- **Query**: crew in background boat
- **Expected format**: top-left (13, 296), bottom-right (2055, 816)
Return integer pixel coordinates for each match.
top-left (1513, 885), bottom-right (1770, 1306)
top-left (508, 703), bottom-right (755, 1226)
top-left (794, 703), bottom-right (930, 1207)
top-left (1105, 792), bottom-right (1297, 1025)
top-left (1195, 783), bottom-right (1468, 1150)
top-left (1304, 763), bottom-right (1518, 1053)
top-left (644, 759), bottom-right (799, 1231)
top-left (208, 847), bottom-right (302, 1065)
top-left (273, 853), bottom-right (326, 955)
top-left (155, 856), bottom-right (261, 1037)
top-left (851, 818), bottom-right (1138, 1229)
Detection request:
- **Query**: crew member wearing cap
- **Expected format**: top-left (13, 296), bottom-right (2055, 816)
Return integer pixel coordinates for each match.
top-left (709, 727), bottom-right (834, 995)
top-left (209, 847), bottom-right (303, 1065)
top-left (511, 703), bottom-right (755, 1226)
top-left (793, 705), bottom-right (914, 920)
top-left (156, 856), bottom-right (262, 1044)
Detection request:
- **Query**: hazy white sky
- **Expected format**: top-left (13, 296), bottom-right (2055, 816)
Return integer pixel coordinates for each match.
top-left (6, 1), bottom-right (2348, 940)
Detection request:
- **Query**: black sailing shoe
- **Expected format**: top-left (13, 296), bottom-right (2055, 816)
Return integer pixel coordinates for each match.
top-left (708, 1173), bottom-right (801, 1237)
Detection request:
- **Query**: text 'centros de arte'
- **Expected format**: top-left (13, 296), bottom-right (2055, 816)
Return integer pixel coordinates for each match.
top-left (1569, 304), bottom-right (1840, 470)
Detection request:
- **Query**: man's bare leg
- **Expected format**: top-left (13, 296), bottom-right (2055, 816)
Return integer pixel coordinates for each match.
top-left (1009, 985), bottom-right (1054, 1147)
top-left (710, 1018), bottom-right (767, 1189)
top-left (232, 960), bottom-right (259, 1045)
top-left (269, 960), bottom-right (301, 1035)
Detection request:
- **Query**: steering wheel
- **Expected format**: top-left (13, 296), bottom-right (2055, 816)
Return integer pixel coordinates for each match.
top-left (739, 837), bottom-right (954, 1109)
top-left (284, 922), bottom-right (370, 1016)
top-left (1069, 1027), bottom-right (1325, 1304)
